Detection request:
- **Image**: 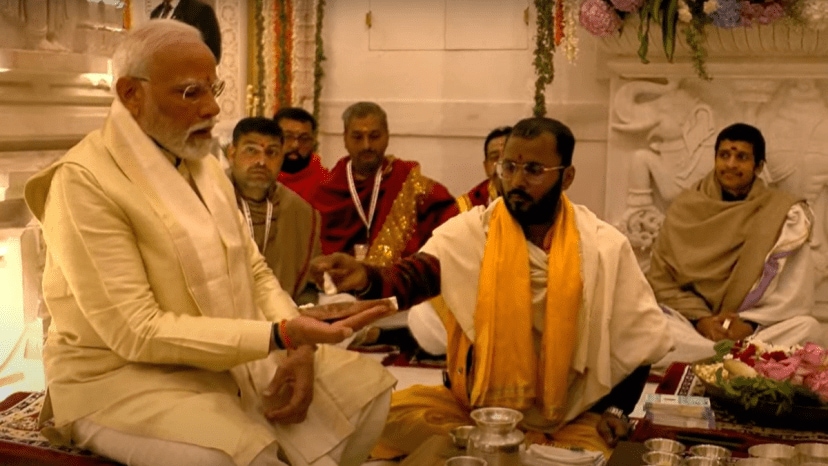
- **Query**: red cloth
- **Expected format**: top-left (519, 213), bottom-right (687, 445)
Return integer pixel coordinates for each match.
top-left (277, 153), bottom-right (330, 208)
top-left (465, 178), bottom-right (492, 208)
top-left (314, 156), bottom-right (458, 257)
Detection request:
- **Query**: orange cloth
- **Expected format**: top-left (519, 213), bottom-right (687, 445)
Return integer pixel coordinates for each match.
top-left (473, 197), bottom-right (582, 421)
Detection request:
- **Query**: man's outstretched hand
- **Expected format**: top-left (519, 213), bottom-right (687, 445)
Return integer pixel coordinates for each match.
top-left (283, 302), bottom-right (394, 347)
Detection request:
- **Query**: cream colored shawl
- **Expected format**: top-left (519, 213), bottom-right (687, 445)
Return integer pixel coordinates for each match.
top-left (104, 100), bottom-right (279, 408)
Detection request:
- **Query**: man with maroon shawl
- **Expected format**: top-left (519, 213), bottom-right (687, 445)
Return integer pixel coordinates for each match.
top-left (274, 107), bottom-right (330, 208)
top-left (314, 101), bottom-right (459, 267)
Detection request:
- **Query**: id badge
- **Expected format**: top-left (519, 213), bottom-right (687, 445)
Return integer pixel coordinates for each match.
top-left (354, 243), bottom-right (368, 261)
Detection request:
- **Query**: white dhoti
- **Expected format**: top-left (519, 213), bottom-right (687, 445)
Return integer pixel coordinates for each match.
top-left (653, 309), bottom-right (825, 372)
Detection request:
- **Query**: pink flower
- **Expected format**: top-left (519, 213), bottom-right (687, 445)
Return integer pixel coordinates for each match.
top-left (798, 342), bottom-right (827, 366)
top-left (579, 0), bottom-right (623, 37)
top-left (754, 358), bottom-right (797, 381)
top-left (757, 3), bottom-right (785, 25)
top-left (610, 0), bottom-right (645, 13)
top-left (804, 370), bottom-right (828, 402)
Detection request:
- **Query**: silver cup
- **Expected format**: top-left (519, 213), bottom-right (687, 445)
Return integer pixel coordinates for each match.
top-left (641, 450), bottom-right (683, 466)
top-left (645, 437), bottom-right (686, 455)
top-left (449, 426), bottom-right (475, 450)
top-left (684, 456), bottom-right (725, 466)
top-left (735, 458), bottom-right (784, 466)
top-left (689, 444), bottom-right (732, 461)
top-left (445, 456), bottom-right (487, 466)
top-left (796, 443), bottom-right (828, 464)
top-left (748, 443), bottom-right (796, 466)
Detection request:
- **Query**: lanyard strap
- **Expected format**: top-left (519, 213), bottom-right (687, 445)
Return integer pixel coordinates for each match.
top-left (241, 198), bottom-right (273, 255)
top-left (346, 160), bottom-right (383, 234)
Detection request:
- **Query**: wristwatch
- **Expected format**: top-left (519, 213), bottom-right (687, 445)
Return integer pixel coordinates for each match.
top-left (604, 406), bottom-right (628, 422)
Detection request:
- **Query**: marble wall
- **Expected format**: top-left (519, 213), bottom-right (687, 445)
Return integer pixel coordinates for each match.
top-left (0, 0), bottom-right (122, 362)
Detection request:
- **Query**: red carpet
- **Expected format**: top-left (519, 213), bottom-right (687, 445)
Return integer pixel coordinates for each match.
top-left (0, 391), bottom-right (117, 465)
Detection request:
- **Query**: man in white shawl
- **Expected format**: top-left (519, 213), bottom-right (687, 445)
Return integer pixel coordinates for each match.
top-left (24, 20), bottom-right (396, 466)
top-left (313, 117), bottom-right (672, 459)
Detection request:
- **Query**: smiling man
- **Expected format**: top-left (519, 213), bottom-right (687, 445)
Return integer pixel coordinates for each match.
top-left (648, 122), bottom-right (825, 371)
top-left (311, 117), bottom-right (672, 459)
top-left (227, 117), bottom-right (321, 304)
top-left (23, 20), bottom-right (396, 466)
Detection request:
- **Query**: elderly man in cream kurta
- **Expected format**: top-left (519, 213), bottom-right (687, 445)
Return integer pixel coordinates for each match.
top-left (24, 20), bottom-right (395, 466)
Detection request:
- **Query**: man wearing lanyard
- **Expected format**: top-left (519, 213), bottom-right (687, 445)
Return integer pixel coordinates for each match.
top-left (227, 117), bottom-right (321, 305)
top-left (313, 101), bottom-right (459, 267)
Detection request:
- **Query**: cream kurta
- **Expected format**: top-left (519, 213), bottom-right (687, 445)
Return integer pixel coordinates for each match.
top-left (24, 101), bottom-right (396, 466)
top-left (418, 199), bottom-right (673, 427)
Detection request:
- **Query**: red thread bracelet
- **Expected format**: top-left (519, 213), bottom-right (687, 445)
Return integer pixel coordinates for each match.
top-left (279, 319), bottom-right (295, 350)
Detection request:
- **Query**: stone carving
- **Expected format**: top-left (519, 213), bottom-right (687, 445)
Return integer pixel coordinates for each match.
top-left (758, 80), bottom-right (828, 296)
top-left (215, 0), bottom-right (241, 121)
top-left (611, 78), bottom-right (716, 256)
top-left (0, 0), bottom-right (80, 51)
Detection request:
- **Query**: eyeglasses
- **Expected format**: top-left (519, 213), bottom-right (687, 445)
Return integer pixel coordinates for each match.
top-left (496, 160), bottom-right (565, 184)
top-left (283, 133), bottom-right (314, 145)
top-left (238, 143), bottom-right (281, 159)
top-left (133, 77), bottom-right (225, 102)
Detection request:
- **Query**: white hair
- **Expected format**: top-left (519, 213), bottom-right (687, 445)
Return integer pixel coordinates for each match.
top-left (112, 19), bottom-right (205, 84)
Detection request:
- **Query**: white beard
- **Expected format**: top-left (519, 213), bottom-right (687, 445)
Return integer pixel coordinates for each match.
top-left (142, 107), bottom-right (216, 161)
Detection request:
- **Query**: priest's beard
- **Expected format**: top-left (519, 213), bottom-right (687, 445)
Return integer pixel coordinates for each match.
top-left (143, 110), bottom-right (216, 161)
top-left (280, 150), bottom-right (312, 173)
top-left (504, 177), bottom-right (563, 226)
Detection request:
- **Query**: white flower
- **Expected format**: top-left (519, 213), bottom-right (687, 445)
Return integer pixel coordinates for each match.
top-left (703, 0), bottom-right (718, 15)
top-left (802, 0), bottom-right (828, 30)
top-left (564, 0), bottom-right (580, 63)
top-left (677, 0), bottom-right (692, 23)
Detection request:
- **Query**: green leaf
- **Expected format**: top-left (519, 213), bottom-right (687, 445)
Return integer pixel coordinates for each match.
top-left (662, 0), bottom-right (679, 62)
top-left (637, 5), bottom-right (652, 64)
top-left (651, 0), bottom-right (664, 23)
top-left (713, 340), bottom-right (735, 361)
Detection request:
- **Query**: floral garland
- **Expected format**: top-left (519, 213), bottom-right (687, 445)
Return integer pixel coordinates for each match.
top-left (533, 0), bottom-right (555, 117)
top-left (313, 0), bottom-right (327, 125)
top-left (122, 0), bottom-right (131, 29)
top-left (575, 0), bottom-right (828, 79)
top-left (246, 0), bottom-right (294, 117)
top-left (532, 1), bottom-right (580, 116)
top-left (273, 0), bottom-right (294, 112)
top-left (250, 0), bottom-right (265, 116)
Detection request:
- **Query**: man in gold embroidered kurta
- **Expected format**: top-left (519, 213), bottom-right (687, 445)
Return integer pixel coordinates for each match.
top-left (25, 21), bottom-right (395, 466)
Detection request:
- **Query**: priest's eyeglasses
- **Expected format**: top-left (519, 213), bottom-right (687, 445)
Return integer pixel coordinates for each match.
top-left (496, 160), bottom-right (565, 184)
top-left (133, 77), bottom-right (225, 102)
